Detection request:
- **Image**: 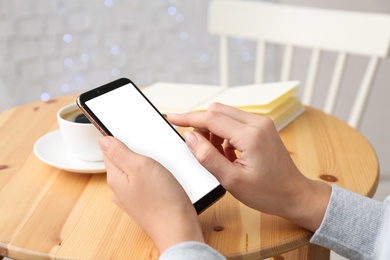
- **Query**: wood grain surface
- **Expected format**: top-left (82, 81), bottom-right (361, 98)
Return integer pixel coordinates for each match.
top-left (0, 94), bottom-right (379, 259)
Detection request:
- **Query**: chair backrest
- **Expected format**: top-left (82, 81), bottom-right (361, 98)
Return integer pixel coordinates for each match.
top-left (208, 0), bottom-right (390, 129)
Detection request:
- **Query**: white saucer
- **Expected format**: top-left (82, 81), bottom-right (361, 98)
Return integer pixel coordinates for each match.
top-left (33, 130), bottom-right (106, 174)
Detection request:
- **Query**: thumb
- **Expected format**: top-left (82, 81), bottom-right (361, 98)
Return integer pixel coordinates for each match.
top-left (99, 136), bottom-right (136, 186)
top-left (183, 131), bottom-right (234, 186)
top-left (99, 136), bottom-right (138, 167)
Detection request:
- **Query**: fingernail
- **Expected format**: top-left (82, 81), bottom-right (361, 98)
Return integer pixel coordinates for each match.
top-left (99, 136), bottom-right (111, 151)
top-left (184, 131), bottom-right (198, 150)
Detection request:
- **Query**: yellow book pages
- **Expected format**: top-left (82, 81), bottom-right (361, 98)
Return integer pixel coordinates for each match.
top-left (238, 96), bottom-right (301, 116)
top-left (242, 97), bottom-right (305, 131)
top-left (192, 81), bottom-right (299, 112)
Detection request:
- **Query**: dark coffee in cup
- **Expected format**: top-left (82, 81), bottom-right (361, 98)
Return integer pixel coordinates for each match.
top-left (62, 109), bottom-right (90, 124)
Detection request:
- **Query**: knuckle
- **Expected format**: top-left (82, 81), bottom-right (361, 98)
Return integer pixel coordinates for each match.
top-left (250, 117), bottom-right (276, 137)
top-left (133, 156), bottom-right (154, 172)
top-left (105, 142), bottom-right (122, 161)
top-left (220, 169), bottom-right (243, 191)
top-left (204, 108), bottom-right (222, 122)
top-left (194, 145), bottom-right (211, 165)
top-left (261, 116), bottom-right (277, 130)
top-left (207, 102), bottom-right (223, 112)
top-left (252, 115), bottom-right (274, 128)
top-left (194, 142), bottom-right (216, 166)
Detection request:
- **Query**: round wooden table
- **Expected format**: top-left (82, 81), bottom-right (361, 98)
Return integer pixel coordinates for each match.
top-left (0, 94), bottom-right (379, 260)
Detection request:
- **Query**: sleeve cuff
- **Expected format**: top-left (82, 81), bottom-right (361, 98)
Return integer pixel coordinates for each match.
top-left (310, 184), bottom-right (388, 260)
top-left (159, 241), bottom-right (226, 260)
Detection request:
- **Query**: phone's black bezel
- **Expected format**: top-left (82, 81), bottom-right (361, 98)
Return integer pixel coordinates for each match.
top-left (77, 78), bottom-right (226, 214)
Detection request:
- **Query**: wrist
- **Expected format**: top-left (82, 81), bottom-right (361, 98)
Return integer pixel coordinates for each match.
top-left (286, 179), bottom-right (332, 232)
top-left (152, 205), bottom-right (205, 254)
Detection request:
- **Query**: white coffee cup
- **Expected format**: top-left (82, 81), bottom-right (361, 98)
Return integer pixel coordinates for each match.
top-left (57, 103), bottom-right (103, 162)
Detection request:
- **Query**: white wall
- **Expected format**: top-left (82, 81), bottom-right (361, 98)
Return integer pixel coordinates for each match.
top-left (0, 0), bottom-right (389, 175)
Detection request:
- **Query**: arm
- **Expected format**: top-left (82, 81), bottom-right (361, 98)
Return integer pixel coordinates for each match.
top-left (168, 102), bottom-right (331, 232)
top-left (168, 102), bottom-right (390, 259)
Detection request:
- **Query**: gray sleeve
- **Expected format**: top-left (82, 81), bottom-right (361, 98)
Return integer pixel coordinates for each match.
top-left (159, 241), bottom-right (226, 260)
top-left (310, 184), bottom-right (390, 260)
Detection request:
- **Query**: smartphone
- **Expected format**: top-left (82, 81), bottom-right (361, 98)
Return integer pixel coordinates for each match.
top-left (77, 78), bottom-right (225, 213)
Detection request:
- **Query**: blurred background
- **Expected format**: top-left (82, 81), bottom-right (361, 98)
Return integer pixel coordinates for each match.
top-left (0, 0), bottom-right (389, 258)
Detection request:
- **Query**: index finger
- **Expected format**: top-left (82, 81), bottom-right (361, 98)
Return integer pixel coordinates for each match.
top-left (168, 109), bottom-right (245, 143)
top-left (167, 103), bottom-right (270, 140)
top-left (206, 103), bottom-right (264, 126)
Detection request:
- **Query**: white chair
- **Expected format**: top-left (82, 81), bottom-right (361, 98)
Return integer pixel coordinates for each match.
top-left (208, 0), bottom-right (390, 129)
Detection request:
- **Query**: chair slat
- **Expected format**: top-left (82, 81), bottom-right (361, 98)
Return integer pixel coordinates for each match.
top-left (302, 49), bottom-right (322, 105)
top-left (324, 52), bottom-right (348, 114)
top-left (348, 57), bottom-right (380, 128)
top-left (280, 45), bottom-right (294, 82)
top-left (220, 36), bottom-right (229, 87)
top-left (255, 41), bottom-right (266, 84)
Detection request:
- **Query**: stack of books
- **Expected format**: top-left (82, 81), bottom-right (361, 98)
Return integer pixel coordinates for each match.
top-left (142, 81), bottom-right (304, 131)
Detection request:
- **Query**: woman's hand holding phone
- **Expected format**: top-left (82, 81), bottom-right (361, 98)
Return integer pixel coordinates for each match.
top-left (99, 136), bottom-right (204, 254)
top-left (77, 78), bottom-right (225, 214)
top-left (168, 103), bottom-right (332, 233)
top-left (77, 78), bottom-right (224, 254)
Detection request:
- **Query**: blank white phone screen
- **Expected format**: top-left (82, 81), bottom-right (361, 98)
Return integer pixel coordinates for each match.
top-left (85, 83), bottom-right (220, 203)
